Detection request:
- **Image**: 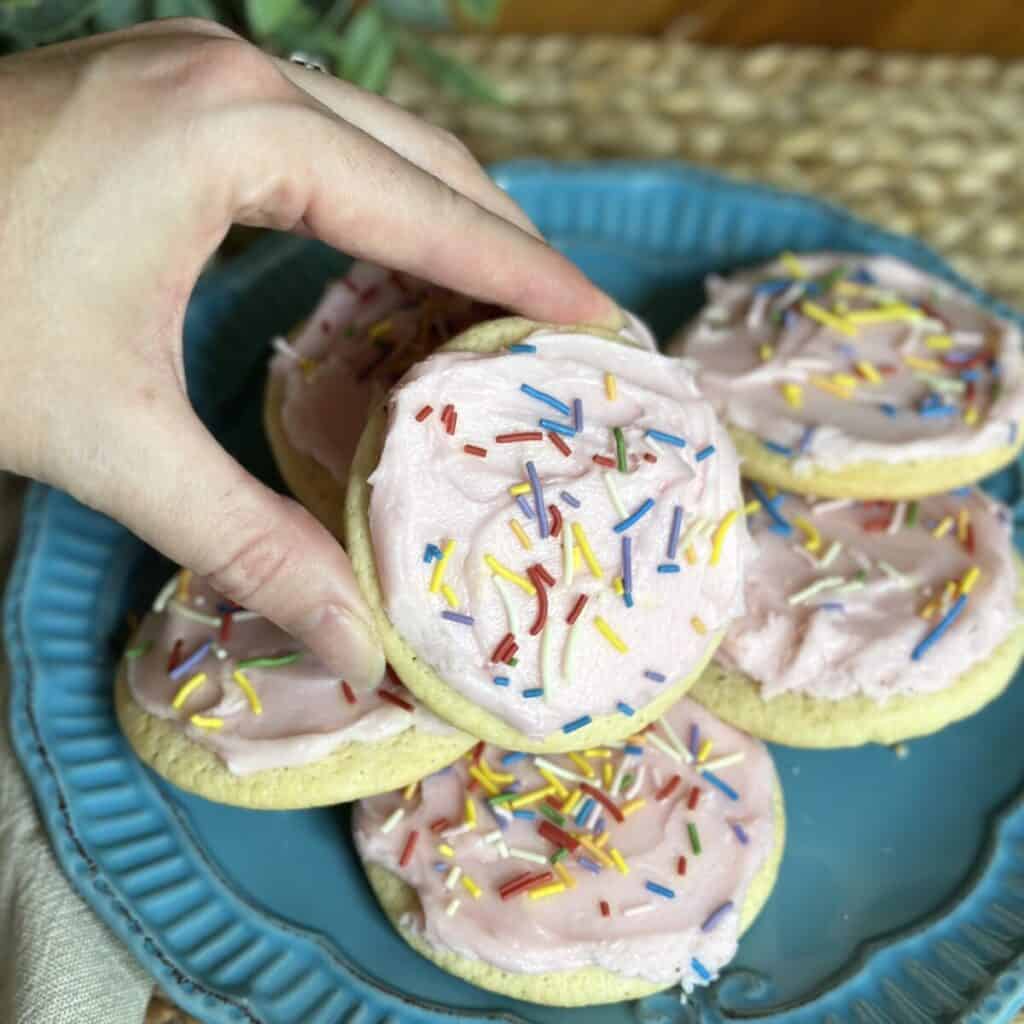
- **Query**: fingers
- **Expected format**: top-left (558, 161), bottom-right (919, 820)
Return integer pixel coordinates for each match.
top-left (212, 100), bottom-right (621, 327)
top-left (274, 59), bottom-right (543, 241)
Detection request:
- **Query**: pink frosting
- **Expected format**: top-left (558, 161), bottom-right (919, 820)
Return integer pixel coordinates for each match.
top-left (125, 573), bottom-right (455, 776)
top-left (368, 332), bottom-right (749, 740)
top-left (719, 488), bottom-right (1021, 702)
top-left (668, 253), bottom-right (1024, 472)
top-left (271, 261), bottom-right (657, 484)
top-left (353, 697), bottom-right (778, 991)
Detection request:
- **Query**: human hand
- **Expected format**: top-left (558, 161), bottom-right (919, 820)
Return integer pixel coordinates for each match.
top-left (0, 19), bottom-right (619, 687)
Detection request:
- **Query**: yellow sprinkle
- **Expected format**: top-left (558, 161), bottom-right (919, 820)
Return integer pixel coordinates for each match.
top-left (904, 355), bottom-right (943, 373)
top-left (802, 301), bottom-right (857, 336)
top-left (621, 798), bottom-right (647, 818)
top-left (484, 554), bottom-right (536, 595)
top-left (510, 785), bottom-right (556, 809)
top-left (537, 768), bottom-right (568, 799)
top-left (573, 547), bottom-right (582, 571)
top-left (832, 372), bottom-right (860, 390)
top-left (172, 672), bottom-right (207, 711)
top-left (685, 545), bottom-right (697, 565)
top-left (595, 832), bottom-right (611, 849)
top-left (509, 483), bottom-right (532, 496)
top-left (529, 882), bottom-right (567, 901)
top-left (438, 844), bottom-right (455, 858)
top-left (464, 797), bottom-right (477, 828)
top-left (959, 566), bottom-right (982, 596)
top-left (964, 406), bottom-right (980, 426)
top-left (583, 748), bottom-right (612, 758)
top-left (232, 670), bottom-right (262, 715)
top-left (605, 373), bottom-right (617, 400)
top-left (368, 318), bottom-right (391, 339)
top-left (567, 752), bottom-right (595, 778)
top-left (919, 600), bottom-right (937, 620)
top-left (468, 765), bottom-right (499, 796)
top-left (957, 507), bottom-right (970, 543)
top-left (781, 382), bottom-right (804, 409)
top-left (609, 847), bottom-right (630, 875)
top-left (846, 303), bottom-right (922, 325)
top-left (176, 569), bottom-right (192, 601)
top-left (710, 509), bottom-right (739, 566)
top-left (613, 577), bottom-right (624, 597)
top-left (744, 499), bottom-right (762, 515)
top-left (943, 580), bottom-right (957, 604)
top-left (575, 835), bottom-right (614, 867)
top-left (691, 616), bottom-right (707, 635)
top-left (594, 616), bottom-right (629, 653)
top-left (509, 519), bottom-right (532, 550)
top-left (571, 522), bottom-right (604, 579)
top-left (462, 875), bottom-right (482, 900)
top-left (932, 516), bottom-right (954, 539)
top-left (793, 516), bottom-right (822, 553)
top-left (603, 762), bottom-right (614, 788)
top-left (562, 789), bottom-right (582, 815)
top-left (554, 862), bottom-right (577, 889)
top-left (697, 738), bottom-right (713, 763)
top-left (403, 781), bottom-right (418, 801)
top-left (811, 376), bottom-right (855, 400)
top-left (856, 360), bottom-right (882, 384)
top-left (189, 714), bottom-right (223, 730)
top-left (430, 539), bottom-right (456, 593)
top-left (299, 356), bottom-right (319, 380)
top-left (925, 334), bottom-right (953, 350)
top-left (759, 343), bottom-right (775, 362)
top-left (781, 251), bottom-right (807, 278)
top-left (441, 584), bottom-right (459, 609)
top-left (480, 761), bottom-right (516, 785)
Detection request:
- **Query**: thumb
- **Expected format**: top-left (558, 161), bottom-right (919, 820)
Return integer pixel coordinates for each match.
top-left (73, 397), bottom-right (385, 688)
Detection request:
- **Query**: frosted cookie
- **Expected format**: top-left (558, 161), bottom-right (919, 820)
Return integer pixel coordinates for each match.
top-left (668, 252), bottom-right (1024, 499)
top-left (344, 318), bottom-right (749, 753)
top-left (115, 570), bottom-right (473, 809)
top-left (265, 260), bottom-right (657, 538)
top-left (354, 698), bottom-right (784, 1006)
top-left (690, 486), bottom-right (1024, 747)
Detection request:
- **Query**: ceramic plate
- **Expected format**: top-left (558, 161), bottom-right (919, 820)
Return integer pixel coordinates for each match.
top-left (8, 162), bottom-right (1024, 1024)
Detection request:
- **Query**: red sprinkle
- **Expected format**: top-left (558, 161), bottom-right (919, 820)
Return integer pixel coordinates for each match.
top-left (166, 638), bottom-right (184, 673)
top-left (496, 432), bottom-right (543, 443)
top-left (566, 594), bottom-right (589, 625)
top-left (642, 452), bottom-right (657, 463)
top-left (399, 830), bottom-right (420, 867)
top-left (429, 817), bottom-right (450, 834)
top-left (538, 820), bottom-right (580, 853)
top-left (966, 523), bottom-right (976, 554)
top-left (361, 284), bottom-right (380, 304)
top-left (548, 432), bottom-right (572, 457)
top-left (592, 454), bottom-right (617, 468)
top-left (504, 642), bottom-right (519, 663)
top-left (533, 564), bottom-right (556, 588)
top-left (548, 504), bottom-right (563, 539)
top-left (471, 740), bottom-right (485, 760)
top-left (677, 856), bottom-right (687, 876)
top-left (527, 567), bottom-right (549, 637)
top-left (446, 411), bottom-right (457, 435)
top-left (463, 444), bottom-right (488, 458)
top-left (341, 681), bottom-right (357, 705)
top-left (386, 665), bottom-right (403, 687)
top-left (499, 870), bottom-right (554, 901)
top-left (467, 778), bottom-right (479, 794)
top-left (600, 900), bottom-right (611, 917)
top-left (492, 633), bottom-right (515, 663)
top-left (862, 518), bottom-right (891, 533)
top-left (218, 613), bottom-right (233, 646)
top-left (340, 276), bottom-right (362, 295)
top-left (415, 405), bottom-right (434, 422)
top-left (580, 782), bottom-right (624, 823)
top-left (655, 774), bottom-right (682, 801)
top-left (378, 689), bottom-right (415, 712)
top-left (687, 786), bottom-right (702, 810)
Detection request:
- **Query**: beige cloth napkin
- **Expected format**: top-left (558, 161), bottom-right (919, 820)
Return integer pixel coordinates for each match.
top-left (0, 473), bottom-right (153, 1024)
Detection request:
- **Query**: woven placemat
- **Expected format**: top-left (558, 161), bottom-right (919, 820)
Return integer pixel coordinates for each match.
top-left (143, 36), bottom-right (1024, 1024)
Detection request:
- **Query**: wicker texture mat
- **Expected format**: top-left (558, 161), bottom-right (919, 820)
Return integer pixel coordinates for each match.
top-left (143, 37), bottom-right (1024, 1024)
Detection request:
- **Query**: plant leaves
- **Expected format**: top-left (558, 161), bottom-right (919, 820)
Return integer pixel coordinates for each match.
top-left (456, 0), bottom-right (501, 25)
top-left (154, 0), bottom-right (222, 18)
top-left (244, 0), bottom-right (302, 38)
top-left (398, 31), bottom-right (502, 104)
top-left (1, 0), bottom-right (97, 42)
top-left (354, 29), bottom-right (394, 92)
top-left (93, 0), bottom-right (147, 32)
top-left (336, 5), bottom-right (383, 81)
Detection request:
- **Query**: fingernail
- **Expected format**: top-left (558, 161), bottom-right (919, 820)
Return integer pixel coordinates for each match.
top-left (592, 299), bottom-right (626, 332)
top-left (301, 603), bottom-right (385, 687)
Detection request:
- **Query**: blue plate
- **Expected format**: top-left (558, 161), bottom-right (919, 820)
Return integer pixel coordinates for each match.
top-left (8, 161), bottom-right (1024, 1024)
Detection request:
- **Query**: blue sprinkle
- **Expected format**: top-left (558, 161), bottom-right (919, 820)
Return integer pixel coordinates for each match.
top-left (689, 723), bottom-right (700, 758)
top-left (951, 487), bottom-right (972, 496)
top-left (423, 543), bottom-right (442, 563)
top-left (441, 610), bottom-right (475, 626)
top-left (594, 817), bottom-right (606, 836)
top-left (578, 856), bottom-right (602, 874)
top-left (753, 278), bottom-right (792, 296)
top-left (667, 504), bottom-right (683, 559)
top-left (701, 901), bottom-right (735, 933)
top-left (502, 752), bottom-right (527, 765)
top-left (562, 715), bottom-right (592, 734)
top-left (880, 403), bottom-right (898, 417)
top-left (851, 267), bottom-right (876, 285)
top-left (783, 310), bottom-right (799, 328)
top-left (702, 770), bottom-right (740, 801)
top-left (918, 403), bottom-right (957, 418)
top-left (819, 602), bottom-right (846, 612)
top-left (798, 425), bottom-right (816, 453)
top-left (487, 804), bottom-right (510, 830)
top-left (526, 461), bottom-right (549, 538)
top-left (691, 958), bottom-right (712, 982)
top-left (912, 595), bottom-right (967, 661)
top-left (512, 809), bottom-right (537, 820)
top-left (622, 535), bottom-right (633, 596)
top-left (749, 481), bottom-right (792, 536)
top-left (657, 564), bottom-right (681, 574)
top-left (493, 676), bottom-right (510, 687)
top-left (508, 344), bottom-right (536, 353)
top-left (644, 670), bottom-right (666, 684)
top-left (573, 398), bottom-right (583, 432)
top-left (960, 368), bottom-right (981, 380)
top-left (540, 418), bottom-right (576, 438)
top-left (560, 490), bottom-right (581, 509)
top-left (695, 445), bottom-right (716, 462)
top-left (575, 797), bottom-right (595, 825)
top-left (434, 862), bottom-right (448, 873)
top-left (624, 593), bottom-right (634, 608)
top-left (522, 687), bottom-right (544, 699)
top-left (617, 701), bottom-right (635, 717)
top-left (645, 881), bottom-right (676, 900)
top-left (763, 440), bottom-right (793, 457)
top-left (216, 600), bottom-right (243, 613)
top-left (624, 744), bottom-right (645, 755)
top-left (169, 641), bottom-right (211, 682)
top-left (521, 383), bottom-right (571, 416)
top-left (646, 429), bottom-right (687, 448)
top-left (732, 823), bottom-right (750, 845)
top-left (614, 498), bottom-right (656, 534)
top-left (516, 494), bottom-right (535, 520)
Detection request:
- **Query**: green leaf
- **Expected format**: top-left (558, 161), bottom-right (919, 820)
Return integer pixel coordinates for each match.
top-left (337, 5), bottom-right (383, 81)
top-left (154, 0), bottom-right (221, 18)
top-left (1, 0), bottom-right (97, 42)
top-left (93, 0), bottom-right (147, 32)
top-left (244, 0), bottom-right (301, 38)
top-left (456, 0), bottom-right (501, 25)
top-left (398, 31), bottom-right (502, 104)
top-left (353, 29), bottom-right (394, 92)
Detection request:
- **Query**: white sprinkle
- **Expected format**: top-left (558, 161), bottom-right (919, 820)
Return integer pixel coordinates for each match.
top-left (952, 330), bottom-right (984, 346)
top-left (445, 865), bottom-right (462, 890)
top-left (169, 601), bottom-right (222, 628)
top-left (381, 807), bottom-right (405, 834)
top-left (788, 576), bottom-right (845, 605)
top-left (643, 433), bottom-right (664, 456)
top-left (746, 292), bottom-right (769, 329)
top-left (836, 578), bottom-right (867, 595)
top-left (483, 830), bottom-right (503, 844)
top-left (232, 611), bottom-right (263, 622)
top-left (886, 502), bottom-right (906, 535)
top-left (562, 519), bottom-right (575, 587)
top-left (533, 757), bottom-right (588, 784)
top-left (679, 517), bottom-right (708, 554)
top-left (441, 823), bottom-right (474, 840)
top-left (646, 732), bottom-right (683, 763)
top-left (819, 540), bottom-right (843, 568)
top-left (623, 763), bottom-right (646, 801)
top-left (152, 574), bottom-right (179, 614)
top-left (624, 902), bottom-right (655, 917)
top-left (659, 717), bottom-right (694, 764)
top-left (774, 280), bottom-right (806, 312)
top-left (445, 898), bottom-right (461, 917)
top-left (603, 471), bottom-right (627, 519)
top-left (583, 801), bottom-right (602, 831)
top-left (563, 614), bottom-right (583, 685)
top-left (540, 624), bottom-right (557, 703)
top-left (610, 754), bottom-right (633, 796)
top-left (848, 548), bottom-right (873, 572)
top-left (699, 752), bottom-right (746, 774)
top-left (508, 847), bottom-right (548, 866)
top-left (272, 335), bottom-right (300, 361)
top-left (491, 574), bottom-right (520, 637)
top-left (497, 840), bottom-right (510, 858)
top-left (811, 499), bottom-right (854, 517)
top-left (878, 560), bottom-right (915, 589)
top-left (212, 644), bottom-right (229, 661)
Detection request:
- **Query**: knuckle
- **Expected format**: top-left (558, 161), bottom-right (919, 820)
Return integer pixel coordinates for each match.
top-left (432, 128), bottom-right (477, 168)
top-left (172, 37), bottom-right (286, 101)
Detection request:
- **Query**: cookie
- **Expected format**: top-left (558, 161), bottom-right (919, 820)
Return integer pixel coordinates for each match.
top-left (344, 317), bottom-right (749, 752)
top-left (354, 698), bottom-right (785, 1006)
top-left (668, 252), bottom-right (1024, 499)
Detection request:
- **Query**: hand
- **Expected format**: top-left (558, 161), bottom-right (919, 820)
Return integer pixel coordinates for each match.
top-left (0, 19), bottom-right (618, 687)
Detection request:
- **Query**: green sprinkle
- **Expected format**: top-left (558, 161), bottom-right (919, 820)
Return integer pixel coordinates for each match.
top-left (550, 847), bottom-right (569, 864)
top-left (816, 267), bottom-right (847, 293)
top-left (124, 642), bottom-right (151, 659)
top-left (235, 652), bottom-right (302, 670)
top-left (508, 657), bottom-right (519, 667)
top-left (906, 501), bottom-right (919, 528)
top-left (489, 793), bottom-right (519, 806)
top-left (614, 427), bottom-right (628, 473)
top-left (688, 822), bottom-right (702, 855)
top-left (621, 773), bottom-right (635, 791)
top-left (538, 803), bottom-right (566, 827)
